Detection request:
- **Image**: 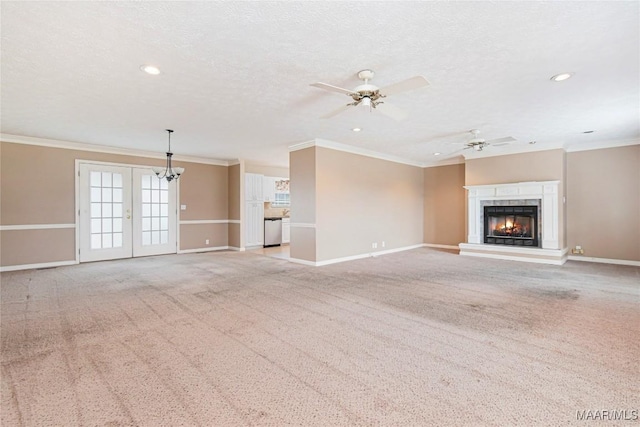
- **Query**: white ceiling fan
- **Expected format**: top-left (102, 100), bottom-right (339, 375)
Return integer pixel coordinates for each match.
top-left (310, 69), bottom-right (429, 121)
top-left (455, 129), bottom-right (516, 152)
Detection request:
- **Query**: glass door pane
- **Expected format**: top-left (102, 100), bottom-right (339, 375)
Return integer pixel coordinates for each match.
top-left (88, 171), bottom-right (124, 249)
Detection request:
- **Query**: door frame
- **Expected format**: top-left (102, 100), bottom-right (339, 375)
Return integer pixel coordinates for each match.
top-left (75, 159), bottom-right (181, 263)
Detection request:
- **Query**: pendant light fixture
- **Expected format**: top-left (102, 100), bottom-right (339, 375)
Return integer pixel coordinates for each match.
top-left (152, 129), bottom-right (184, 182)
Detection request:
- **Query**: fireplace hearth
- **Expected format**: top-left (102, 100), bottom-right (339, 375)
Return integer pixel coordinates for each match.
top-left (484, 206), bottom-right (539, 247)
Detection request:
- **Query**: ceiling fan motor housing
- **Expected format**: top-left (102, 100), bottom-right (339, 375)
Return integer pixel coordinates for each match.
top-left (352, 83), bottom-right (382, 103)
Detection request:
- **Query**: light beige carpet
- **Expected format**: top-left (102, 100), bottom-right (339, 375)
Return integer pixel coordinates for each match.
top-left (1, 248), bottom-right (638, 426)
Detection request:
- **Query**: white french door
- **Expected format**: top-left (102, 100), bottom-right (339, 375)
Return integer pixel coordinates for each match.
top-left (79, 164), bottom-right (133, 262)
top-left (132, 168), bottom-right (177, 257)
top-left (79, 163), bottom-right (177, 262)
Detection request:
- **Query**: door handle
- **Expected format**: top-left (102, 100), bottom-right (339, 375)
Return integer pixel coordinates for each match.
top-left (126, 215), bottom-right (131, 219)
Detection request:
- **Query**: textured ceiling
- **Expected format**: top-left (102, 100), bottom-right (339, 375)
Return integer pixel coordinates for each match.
top-left (1, 1), bottom-right (638, 167)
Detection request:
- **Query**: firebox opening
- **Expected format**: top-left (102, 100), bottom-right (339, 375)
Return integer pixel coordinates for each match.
top-left (484, 206), bottom-right (539, 247)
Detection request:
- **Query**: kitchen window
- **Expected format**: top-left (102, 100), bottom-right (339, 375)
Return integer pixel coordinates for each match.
top-left (271, 192), bottom-right (290, 207)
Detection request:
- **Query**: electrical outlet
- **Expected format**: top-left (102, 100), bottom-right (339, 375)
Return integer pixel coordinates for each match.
top-left (205, 239), bottom-right (210, 245)
top-left (372, 242), bottom-right (377, 249)
top-left (382, 241), bottom-right (385, 248)
top-left (571, 245), bottom-right (584, 255)
top-left (180, 205), bottom-right (187, 210)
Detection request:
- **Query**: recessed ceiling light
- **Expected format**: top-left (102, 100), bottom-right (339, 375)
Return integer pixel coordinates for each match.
top-left (433, 152), bottom-right (441, 156)
top-left (582, 130), bottom-right (595, 134)
top-left (352, 127), bottom-right (362, 132)
top-left (550, 72), bottom-right (573, 82)
top-left (141, 65), bottom-right (161, 75)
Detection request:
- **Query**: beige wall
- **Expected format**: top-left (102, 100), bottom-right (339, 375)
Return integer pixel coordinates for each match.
top-left (465, 149), bottom-right (567, 248)
top-left (2, 143), bottom-right (81, 225)
top-left (178, 162), bottom-right (228, 221)
top-left (1, 229), bottom-right (76, 266)
top-left (289, 147), bottom-right (316, 262)
top-left (566, 145), bottom-right (640, 261)
top-left (177, 161), bottom-right (229, 249)
top-left (228, 223), bottom-right (241, 249)
top-left (423, 163), bottom-right (466, 246)
top-left (465, 149), bottom-right (566, 185)
top-left (180, 223), bottom-right (229, 250)
top-left (227, 164), bottom-right (241, 248)
top-left (227, 164), bottom-right (241, 220)
top-left (1, 141), bottom-right (230, 267)
top-left (315, 147), bottom-right (424, 262)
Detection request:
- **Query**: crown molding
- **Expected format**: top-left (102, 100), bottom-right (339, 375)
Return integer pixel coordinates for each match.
top-left (461, 142), bottom-right (566, 160)
top-left (0, 133), bottom-right (230, 166)
top-left (460, 137), bottom-right (639, 160)
top-left (422, 156), bottom-right (465, 168)
top-left (315, 139), bottom-right (426, 167)
top-left (564, 137), bottom-right (639, 153)
top-left (289, 138), bottom-right (425, 168)
top-left (288, 140), bottom-right (316, 152)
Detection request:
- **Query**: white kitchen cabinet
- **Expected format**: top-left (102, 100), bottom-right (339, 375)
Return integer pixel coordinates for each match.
top-left (245, 173), bottom-right (264, 201)
top-left (244, 173), bottom-right (264, 247)
top-left (245, 201), bottom-right (264, 247)
top-left (282, 218), bottom-right (290, 244)
top-left (263, 176), bottom-right (276, 202)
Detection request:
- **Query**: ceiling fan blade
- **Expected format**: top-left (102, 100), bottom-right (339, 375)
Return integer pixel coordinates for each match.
top-left (379, 76), bottom-right (429, 96)
top-left (320, 103), bottom-right (352, 119)
top-left (487, 136), bottom-right (516, 146)
top-left (310, 82), bottom-right (355, 95)
top-left (374, 102), bottom-right (408, 121)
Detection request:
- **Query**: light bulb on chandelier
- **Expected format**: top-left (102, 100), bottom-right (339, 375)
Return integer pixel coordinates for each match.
top-left (152, 129), bottom-right (185, 182)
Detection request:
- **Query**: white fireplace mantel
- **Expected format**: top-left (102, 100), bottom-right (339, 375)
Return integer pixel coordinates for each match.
top-left (460, 181), bottom-right (565, 264)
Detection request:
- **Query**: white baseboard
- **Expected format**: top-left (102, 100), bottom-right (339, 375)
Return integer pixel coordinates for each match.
top-left (423, 243), bottom-right (460, 250)
top-left (567, 255), bottom-right (640, 267)
top-left (0, 260), bottom-right (78, 272)
top-left (288, 257), bottom-right (317, 266)
top-left (228, 246), bottom-right (245, 252)
top-left (177, 246), bottom-right (229, 254)
top-left (370, 244), bottom-right (425, 258)
top-left (289, 244), bottom-right (424, 267)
